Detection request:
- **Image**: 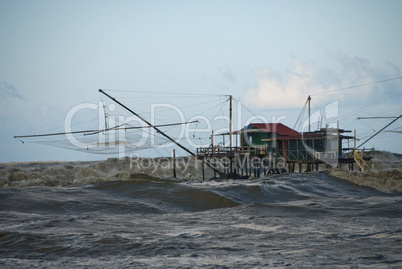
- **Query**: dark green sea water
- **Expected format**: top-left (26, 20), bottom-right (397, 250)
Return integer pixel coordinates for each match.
top-left (1, 172), bottom-right (401, 268)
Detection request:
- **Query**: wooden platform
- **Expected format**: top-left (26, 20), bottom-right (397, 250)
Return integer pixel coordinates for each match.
top-left (196, 146), bottom-right (267, 158)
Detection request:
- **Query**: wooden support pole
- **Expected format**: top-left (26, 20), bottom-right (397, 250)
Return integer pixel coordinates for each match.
top-left (230, 157), bottom-right (233, 174)
top-left (214, 158), bottom-right (217, 178)
top-left (308, 95), bottom-right (311, 132)
top-left (173, 149), bottom-right (176, 178)
top-left (242, 158), bottom-right (244, 178)
top-left (247, 157), bottom-right (249, 176)
top-left (229, 95), bottom-right (232, 151)
top-left (202, 159), bottom-right (205, 181)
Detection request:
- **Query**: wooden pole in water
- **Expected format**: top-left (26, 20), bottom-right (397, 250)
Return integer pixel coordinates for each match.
top-left (214, 158), bottom-right (217, 178)
top-left (202, 159), bottom-right (205, 181)
top-left (241, 158), bottom-right (244, 178)
top-left (248, 154), bottom-right (251, 177)
top-left (173, 149), bottom-right (176, 178)
top-left (259, 158), bottom-right (262, 177)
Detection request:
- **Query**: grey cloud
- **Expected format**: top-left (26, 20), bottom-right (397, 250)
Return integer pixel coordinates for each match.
top-left (242, 52), bottom-right (402, 110)
top-left (385, 61), bottom-right (401, 77)
top-left (0, 81), bottom-right (23, 99)
top-left (220, 66), bottom-right (236, 82)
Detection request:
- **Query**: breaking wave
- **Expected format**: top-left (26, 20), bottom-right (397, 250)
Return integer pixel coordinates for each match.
top-left (329, 150), bottom-right (402, 192)
top-left (0, 156), bottom-right (207, 188)
top-left (329, 169), bottom-right (402, 192)
top-left (0, 150), bottom-right (401, 192)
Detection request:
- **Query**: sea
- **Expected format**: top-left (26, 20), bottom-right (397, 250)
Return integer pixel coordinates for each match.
top-left (0, 159), bottom-right (401, 268)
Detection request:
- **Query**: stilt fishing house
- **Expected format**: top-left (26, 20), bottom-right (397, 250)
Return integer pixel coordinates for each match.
top-left (196, 96), bottom-right (374, 177)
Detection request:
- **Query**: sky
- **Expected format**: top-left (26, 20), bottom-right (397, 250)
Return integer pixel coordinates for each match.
top-left (1, 0), bottom-right (402, 162)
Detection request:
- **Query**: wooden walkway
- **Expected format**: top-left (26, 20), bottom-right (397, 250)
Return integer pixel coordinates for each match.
top-left (196, 146), bottom-right (267, 158)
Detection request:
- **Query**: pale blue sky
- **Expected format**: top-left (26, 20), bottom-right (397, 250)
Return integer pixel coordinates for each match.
top-left (1, 0), bottom-right (401, 161)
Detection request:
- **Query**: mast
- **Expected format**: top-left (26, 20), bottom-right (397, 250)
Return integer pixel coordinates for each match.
top-left (99, 89), bottom-right (195, 156)
top-left (229, 95), bottom-right (232, 151)
top-left (308, 95), bottom-right (311, 132)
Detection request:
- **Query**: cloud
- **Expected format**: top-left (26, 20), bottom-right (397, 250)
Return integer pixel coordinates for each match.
top-left (242, 52), bottom-right (402, 110)
top-left (0, 81), bottom-right (23, 99)
top-left (220, 66), bottom-right (236, 82)
top-left (242, 63), bottom-right (318, 109)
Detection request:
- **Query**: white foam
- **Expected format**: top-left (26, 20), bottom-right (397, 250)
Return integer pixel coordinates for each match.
top-left (233, 224), bottom-right (282, 232)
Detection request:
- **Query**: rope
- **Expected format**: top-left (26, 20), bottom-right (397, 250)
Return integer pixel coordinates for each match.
top-left (102, 89), bottom-right (221, 96)
top-left (293, 98), bottom-right (308, 131)
top-left (311, 76), bottom-right (402, 96)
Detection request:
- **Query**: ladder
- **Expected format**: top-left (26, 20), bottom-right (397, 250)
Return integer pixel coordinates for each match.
top-left (353, 150), bottom-right (370, 172)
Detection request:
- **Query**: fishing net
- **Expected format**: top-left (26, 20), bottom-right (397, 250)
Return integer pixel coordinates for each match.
top-left (15, 89), bottom-right (261, 158)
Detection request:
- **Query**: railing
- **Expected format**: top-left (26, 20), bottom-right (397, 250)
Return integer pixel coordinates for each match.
top-left (341, 148), bottom-right (374, 160)
top-left (197, 146), bottom-right (267, 158)
top-left (278, 149), bottom-right (339, 162)
top-left (278, 148), bottom-right (374, 163)
top-left (197, 146), bottom-right (375, 164)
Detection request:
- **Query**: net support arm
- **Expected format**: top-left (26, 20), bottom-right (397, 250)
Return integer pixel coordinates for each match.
top-left (99, 89), bottom-right (195, 156)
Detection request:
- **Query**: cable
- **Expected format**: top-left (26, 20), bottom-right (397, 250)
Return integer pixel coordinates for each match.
top-left (102, 89), bottom-right (221, 96)
top-left (293, 98), bottom-right (308, 131)
top-left (311, 76), bottom-right (402, 96)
